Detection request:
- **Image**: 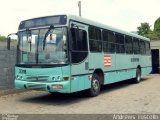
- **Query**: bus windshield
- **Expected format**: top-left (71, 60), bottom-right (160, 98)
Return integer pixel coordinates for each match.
top-left (17, 27), bottom-right (68, 65)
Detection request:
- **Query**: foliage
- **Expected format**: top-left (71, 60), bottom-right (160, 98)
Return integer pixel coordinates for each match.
top-left (0, 35), bottom-right (17, 43)
top-left (137, 23), bottom-right (151, 37)
top-left (137, 17), bottom-right (160, 40)
top-left (147, 31), bottom-right (160, 40)
top-left (0, 35), bottom-right (6, 42)
top-left (154, 17), bottom-right (160, 32)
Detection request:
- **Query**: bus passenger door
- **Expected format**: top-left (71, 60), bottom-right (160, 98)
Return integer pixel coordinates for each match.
top-left (69, 22), bottom-right (89, 92)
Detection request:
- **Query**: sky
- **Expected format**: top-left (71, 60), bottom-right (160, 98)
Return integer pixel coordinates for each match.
top-left (0, 0), bottom-right (160, 36)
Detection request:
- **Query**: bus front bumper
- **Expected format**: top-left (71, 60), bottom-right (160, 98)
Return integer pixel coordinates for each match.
top-left (15, 80), bottom-right (71, 93)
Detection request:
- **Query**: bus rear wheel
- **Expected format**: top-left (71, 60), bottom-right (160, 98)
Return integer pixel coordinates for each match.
top-left (87, 73), bottom-right (101, 97)
top-left (133, 68), bottom-right (141, 83)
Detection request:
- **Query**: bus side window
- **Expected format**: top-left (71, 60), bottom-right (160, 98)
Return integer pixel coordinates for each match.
top-left (89, 26), bottom-right (102, 52)
top-left (140, 40), bottom-right (145, 54)
top-left (125, 36), bottom-right (133, 54)
top-left (145, 41), bottom-right (150, 55)
top-left (133, 38), bottom-right (140, 54)
top-left (115, 33), bottom-right (125, 53)
top-left (108, 31), bottom-right (115, 53)
top-left (102, 30), bottom-right (115, 53)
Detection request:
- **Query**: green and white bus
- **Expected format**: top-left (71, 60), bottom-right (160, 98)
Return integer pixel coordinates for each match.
top-left (7, 15), bottom-right (152, 96)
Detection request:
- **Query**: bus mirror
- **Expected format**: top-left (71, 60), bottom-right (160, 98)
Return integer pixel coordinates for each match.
top-left (71, 23), bottom-right (79, 29)
top-left (7, 33), bottom-right (17, 50)
top-left (7, 37), bottom-right (11, 50)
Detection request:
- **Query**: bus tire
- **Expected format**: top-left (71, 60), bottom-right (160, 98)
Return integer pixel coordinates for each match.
top-left (87, 73), bottom-right (101, 97)
top-left (133, 68), bottom-right (141, 83)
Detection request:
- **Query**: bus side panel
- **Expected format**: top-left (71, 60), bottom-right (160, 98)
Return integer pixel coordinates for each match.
top-left (113, 54), bottom-right (135, 82)
top-left (104, 69), bottom-right (136, 84)
top-left (89, 53), bottom-right (104, 71)
top-left (89, 53), bottom-right (117, 84)
top-left (142, 67), bottom-right (152, 76)
top-left (71, 63), bottom-right (87, 93)
top-left (116, 54), bottom-right (134, 70)
top-left (70, 75), bottom-right (91, 93)
top-left (141, 55), bottom-right (152, 75)
top-left (61, 66), bottom-right (71, 92)
top-left (139, 55), bottom-right (146, 68)
top-left (89, 53), bottom-right (116, 71)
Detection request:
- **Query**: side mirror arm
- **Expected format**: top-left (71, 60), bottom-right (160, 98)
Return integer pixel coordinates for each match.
top-left (7, 37), bottom-right (11, 50)
top-left (7, 33), bottom-right (17, 50)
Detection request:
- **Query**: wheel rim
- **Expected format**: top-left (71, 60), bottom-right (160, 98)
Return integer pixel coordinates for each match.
top-left (137, 70), bottom-right (141, 82)
top-left (92, 78), bottom-right (99, 92)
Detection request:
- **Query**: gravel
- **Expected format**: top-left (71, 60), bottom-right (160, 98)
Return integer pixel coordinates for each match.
top-left (0, 74), bottom-right (160, 114)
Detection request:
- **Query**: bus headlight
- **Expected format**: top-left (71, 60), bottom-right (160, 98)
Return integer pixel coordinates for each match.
top-left (52, 77), bottom-right (56, 81)
top-left (16, 75), bottom-right (20, 80)
top-left (20, 76), bottom-right (24, 80)
top-left (52, 76), bottom-right (62, 81)
top-left (57, 76), bottom-right (61, 81)
top-left (16, 75), bottom-right (23, 80)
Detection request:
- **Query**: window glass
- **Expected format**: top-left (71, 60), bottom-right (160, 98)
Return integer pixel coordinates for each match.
top-left (89, 40), bottom-right (102, 52)
top-left (95, 28), bottom-right (101, 40)
top-left (115, 33), bottom-right (125, 53)
top-left (115, 33), bottom-right (124, 44)
top-left (125, 36), bottom-right (133, 54)
top-left (70, 28), bottom-right (88, 63)
top-left (108, 43), bottom-right (115, 53)
top-left (102, 30), bottom-right (115, 53)
top-left (103, 42), bottom-right (108, 52)
top-left (71, 28), bottom-right (88, 51)
top-left (116, 44), bottom-right (125, 53)
top-left (140, 40), bottom-right (145, 54)
top-left (108, 31), bottom-right (115, 42)
top-left (89, 26), bottom-right (95, 39)
top-left (89, 26), bottom-right (102, 40)
top-left (145, 41), bottom-right (150, 55)
top-left (89, 26), bottom-right (102, 52)
top-left (103, 30), bottom-right (108, 41)
top-left (133, 38), bottom-right (140, 54)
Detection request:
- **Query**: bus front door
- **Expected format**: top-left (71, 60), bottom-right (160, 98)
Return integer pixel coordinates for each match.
top-left (69, 22), bottom-right (89, 92)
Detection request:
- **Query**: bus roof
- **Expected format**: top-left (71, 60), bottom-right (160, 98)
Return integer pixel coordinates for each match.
top-left (67, 14), bottom-right (150, 41)
top-left (19, 14), bottom-right (150, 41)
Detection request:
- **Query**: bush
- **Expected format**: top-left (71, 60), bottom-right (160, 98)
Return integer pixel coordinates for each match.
top-left (0, 35), bottom-right (6, 42)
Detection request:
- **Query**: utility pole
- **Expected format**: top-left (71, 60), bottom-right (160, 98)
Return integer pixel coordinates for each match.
top-left (78, 1), bottom-right (81, 17)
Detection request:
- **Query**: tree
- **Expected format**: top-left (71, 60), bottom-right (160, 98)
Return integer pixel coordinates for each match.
top-left (147, 31), bottom-right (160, 40)
top-left (154, 17), bottom-right (160, 32)
top-left (147, 17), bottom-right (160, 40)
top-left (0, 35), bottom-right (6, 42)
top-left (137, 22), bottom-right (151, 37)
top-left (137, 18), bottom-right (160, 40)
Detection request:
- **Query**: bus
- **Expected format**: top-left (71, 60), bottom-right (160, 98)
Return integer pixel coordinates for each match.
top-left (7, 15), bottom-right (152, 97)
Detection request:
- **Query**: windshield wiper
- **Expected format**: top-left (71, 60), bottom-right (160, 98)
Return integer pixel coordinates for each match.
top-left (43, 25), bottom-right (54, 50)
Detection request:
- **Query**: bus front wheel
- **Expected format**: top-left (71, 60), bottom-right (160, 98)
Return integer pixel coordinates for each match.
top-left (87, 73), bottom-right (101, 97)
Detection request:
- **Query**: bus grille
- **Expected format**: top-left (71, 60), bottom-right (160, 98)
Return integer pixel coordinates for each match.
top-left (26, 83), bottom-right (46, 90)
top-left (26, 76), bottom-right (49, 82)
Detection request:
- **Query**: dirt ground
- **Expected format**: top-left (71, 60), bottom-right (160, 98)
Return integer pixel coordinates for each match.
top-left (0, 74), bottom-right (160, 114)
